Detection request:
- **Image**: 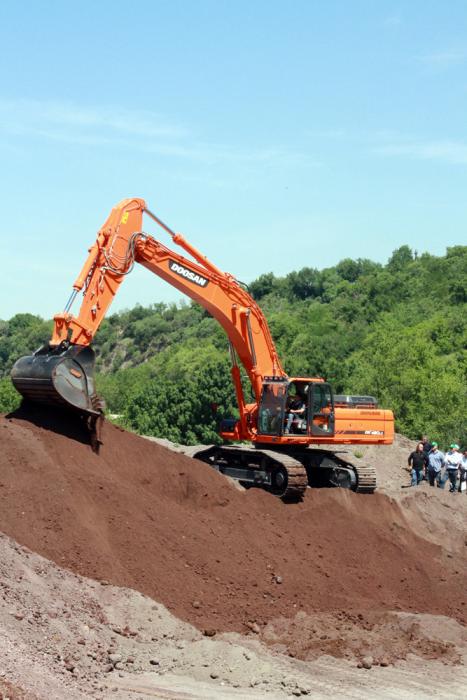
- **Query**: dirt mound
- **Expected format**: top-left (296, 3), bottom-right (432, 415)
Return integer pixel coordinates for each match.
top-left (0, 406), bottom-right (466, 643)
top-left (2, 532), bottom-right (465, 700)
top-left (262, 610), bottom-right (467, 665)
top-left (0, 531), bottom-right (311, 699)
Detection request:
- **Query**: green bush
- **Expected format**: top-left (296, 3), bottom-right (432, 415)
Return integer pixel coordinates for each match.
top-left (0, 378), bottom-right (21, 413)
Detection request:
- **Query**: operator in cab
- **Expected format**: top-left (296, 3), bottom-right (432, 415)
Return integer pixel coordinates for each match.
top-left (284, 387), bottom-right (306, 434)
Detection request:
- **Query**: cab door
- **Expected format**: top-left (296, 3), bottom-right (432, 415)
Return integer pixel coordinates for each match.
top-left (309, 383), bottom-right (335, 437)
top-left (257, 381), bottom-right (287, 436)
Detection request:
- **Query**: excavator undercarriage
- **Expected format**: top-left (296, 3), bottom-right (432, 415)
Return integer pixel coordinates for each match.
top-left (191, 444), bottom-right (376, 501)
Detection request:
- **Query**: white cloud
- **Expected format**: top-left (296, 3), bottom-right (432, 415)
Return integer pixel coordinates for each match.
top-left (417, 48), bottom-right (467, 68)
top-left (0, 98), bottom-right (185, 138)
top-left (374, 139), bottom-right (467, 165)
top-left (0, 97), bottom-right (311, 168)
top-left (383, 14), bottom-right (402, 27)
top-left (304, 128), bottom-right (347, 140)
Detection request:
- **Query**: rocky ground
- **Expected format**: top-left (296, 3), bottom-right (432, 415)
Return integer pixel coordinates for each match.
top-left (0, 408), bottom-right (466, 698)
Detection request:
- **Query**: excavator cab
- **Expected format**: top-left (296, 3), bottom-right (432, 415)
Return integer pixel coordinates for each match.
top-left (257, 378), bottom-right (335, 438)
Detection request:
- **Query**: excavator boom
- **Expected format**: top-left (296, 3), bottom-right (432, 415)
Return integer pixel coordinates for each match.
top-left (11, 198), bottom-right (284, 432)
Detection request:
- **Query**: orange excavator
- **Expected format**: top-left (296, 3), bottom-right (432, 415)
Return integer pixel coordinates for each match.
top-left (11, 198), bottom-right (394, 500)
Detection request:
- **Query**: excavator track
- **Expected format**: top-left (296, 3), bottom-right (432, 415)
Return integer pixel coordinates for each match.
top-left (191, 445), bottom-right (308, 502)
top-left (289, 447), bottom-right (377, 494)
top-left (352, 463), bottom-right (377, 493)
top-left (260, 449), bottom-right (308, 501)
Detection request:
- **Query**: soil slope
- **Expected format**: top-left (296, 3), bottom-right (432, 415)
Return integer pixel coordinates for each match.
top-left (0, 406), bottom-right (465, 639)
top-left (1, 531), bottom-right (466, 700)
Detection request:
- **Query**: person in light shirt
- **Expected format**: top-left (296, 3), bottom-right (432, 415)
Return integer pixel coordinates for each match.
top-left (427, 442), bottom-right (445, 488)
top-left (444, 444), bottom-right (463, 493)
top-left (457, 448), bottom-right (467, 493)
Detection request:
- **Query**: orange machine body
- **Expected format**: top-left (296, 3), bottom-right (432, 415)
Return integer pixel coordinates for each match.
top-left (50, 198), bottom-right (394, 447)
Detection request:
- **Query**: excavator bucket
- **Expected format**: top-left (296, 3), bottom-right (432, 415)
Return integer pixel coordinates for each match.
top-left (10, 344), bottom-right (101, 416)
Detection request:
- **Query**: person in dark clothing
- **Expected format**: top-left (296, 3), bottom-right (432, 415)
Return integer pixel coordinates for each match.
top-left (420, 435), bottom-right (433, 480)
top-left (408, 442), bottom-right (429, 486)
top-left (421, 435), bottom-right (432, 454)
top-left (284, 392), bottom-right (306, 434)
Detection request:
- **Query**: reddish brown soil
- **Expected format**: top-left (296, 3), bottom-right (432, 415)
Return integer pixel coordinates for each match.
top-left (0, 406), bottom-right (465, 636)
top-left (0, 678), bottom-right (30, 700)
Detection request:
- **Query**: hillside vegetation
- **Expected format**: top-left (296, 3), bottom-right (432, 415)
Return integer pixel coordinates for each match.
top-left (1, 245), bottom-right (466, 446)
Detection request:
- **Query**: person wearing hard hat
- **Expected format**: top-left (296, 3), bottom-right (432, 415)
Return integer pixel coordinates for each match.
top-left (444, 444), bottom-right (462, 493)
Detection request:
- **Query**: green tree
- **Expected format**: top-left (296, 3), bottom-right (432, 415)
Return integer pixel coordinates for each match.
top-left (0, 378), bottom-right (21, 413)
top-left (387, 245), bottom-right (413, 271)
top-left (346, 318), bottom-right (467, 445)
top-left (122, 345), bottom-right (237, 444)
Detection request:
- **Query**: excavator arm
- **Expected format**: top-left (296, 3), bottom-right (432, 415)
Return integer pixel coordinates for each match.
top-left (12, 198), bottom-right (286, 435)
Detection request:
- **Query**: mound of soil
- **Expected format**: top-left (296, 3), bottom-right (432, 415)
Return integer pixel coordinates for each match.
top-left (3, 532), bottom-right (465, 700)
top-left (0, 406), bottom-right (465, 639)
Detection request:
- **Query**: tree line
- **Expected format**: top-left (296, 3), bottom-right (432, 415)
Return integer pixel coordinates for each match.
top-left (1, 245), bottom-right (466, 446)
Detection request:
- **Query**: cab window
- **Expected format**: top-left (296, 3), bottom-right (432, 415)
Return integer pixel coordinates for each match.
top-left (310, 382), bottom-right (334, 436)
top-left (312, 383), bottom-right (332, 413)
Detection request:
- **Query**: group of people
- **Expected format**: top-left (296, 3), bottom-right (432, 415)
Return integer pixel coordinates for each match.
top-left (407, 436), bottom-right (467, 493)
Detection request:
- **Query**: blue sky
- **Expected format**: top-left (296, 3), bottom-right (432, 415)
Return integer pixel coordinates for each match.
top-left (0, 1), bottom-right (466, 319)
